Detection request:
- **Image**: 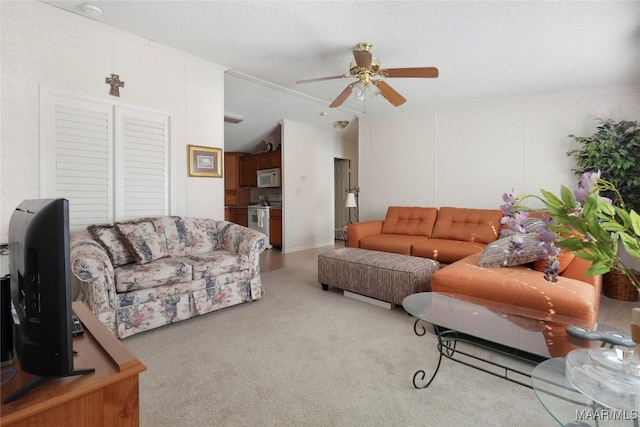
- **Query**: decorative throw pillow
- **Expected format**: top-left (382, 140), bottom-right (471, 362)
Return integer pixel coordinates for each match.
top-left (478, 233), bottom-right (545, 267)
top-left (181, 217), bottom-right (219, 255)
top-left (87, 224), bottom-right (135, 267)
top-left (534, 250), bottom-right (576, 275)
top-left (521, 217), bottom-right (546, 233)
top-left (116, 220), bottom-right (169, 265)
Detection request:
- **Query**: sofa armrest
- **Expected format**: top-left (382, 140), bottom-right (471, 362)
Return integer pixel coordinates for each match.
top-left (69, 229), bottom-right (117, 314)
top-left (346, 220), bottom-right (384, 248)
top-left (217, 221), bottom-right (268, 266)
top-left (560, 255), bottom-right (602, 318)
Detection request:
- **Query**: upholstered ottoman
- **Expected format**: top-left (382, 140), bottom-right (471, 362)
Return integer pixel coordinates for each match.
top-left (318, 248), bottom-right (439, 305)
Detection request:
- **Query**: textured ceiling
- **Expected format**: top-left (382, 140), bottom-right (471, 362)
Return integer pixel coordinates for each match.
top-left (42, 1), bottom-right (640, 152)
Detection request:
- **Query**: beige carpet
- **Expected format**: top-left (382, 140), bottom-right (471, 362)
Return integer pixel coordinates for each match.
top-left (124, 245), bottom-right (636, 427)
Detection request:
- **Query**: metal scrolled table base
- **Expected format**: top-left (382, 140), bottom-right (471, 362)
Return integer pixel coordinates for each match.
top-left (411, 318), bottom-right (544, 390)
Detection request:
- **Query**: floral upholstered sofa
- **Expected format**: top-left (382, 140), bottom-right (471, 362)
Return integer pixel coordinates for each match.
top-left (70, 216), bottom-right (268, 338)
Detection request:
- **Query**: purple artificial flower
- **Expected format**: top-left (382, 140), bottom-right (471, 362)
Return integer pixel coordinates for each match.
top-left (500, 190), bottom-right (517, 216)
top-left (574, 171), bottom-right (600, 202)
top-left (502, 190), bottom-right (516, 205)
top-left (538, 227), bottom-right (557, 245)
top-left (580, 171), bottom-right (600, 193)
top-left (573, 187), bottom-right (590, 202)
top-left (543, 256), bottom-right (560, 283)
top-left (532, 225), bottom-right (560, 282)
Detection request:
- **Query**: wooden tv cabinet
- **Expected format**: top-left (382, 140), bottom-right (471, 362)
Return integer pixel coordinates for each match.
top-left (1, 302), bottom-right (146, 426)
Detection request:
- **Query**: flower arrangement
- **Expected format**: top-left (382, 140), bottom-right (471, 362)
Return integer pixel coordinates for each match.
top-left (500, 171), bottom-right (640, 293)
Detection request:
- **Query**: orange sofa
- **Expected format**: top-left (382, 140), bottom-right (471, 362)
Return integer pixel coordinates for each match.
top-left (346, 206), bottom-right (601, 323)
top-left (430, 252), bottom-right (601, 324)
top-left (347, 206), bottom-right (503, 265)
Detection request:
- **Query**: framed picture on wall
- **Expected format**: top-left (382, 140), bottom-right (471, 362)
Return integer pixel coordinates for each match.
top-left (188, 145), bottom-right (223, 177)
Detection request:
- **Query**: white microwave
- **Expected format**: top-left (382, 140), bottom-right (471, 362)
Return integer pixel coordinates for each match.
top-left (257, 168), bottom-right (281, 188)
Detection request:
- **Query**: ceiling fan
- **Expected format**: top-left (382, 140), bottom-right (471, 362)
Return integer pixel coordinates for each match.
top-left (296, 42), bottom-right (439, 108)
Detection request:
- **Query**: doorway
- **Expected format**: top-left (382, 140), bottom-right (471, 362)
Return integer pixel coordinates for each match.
top-left (334, 158), bottom-right (351, 241)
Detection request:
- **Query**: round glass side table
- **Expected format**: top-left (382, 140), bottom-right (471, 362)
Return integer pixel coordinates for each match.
top-left (531, 358), bottom-right (639, 427)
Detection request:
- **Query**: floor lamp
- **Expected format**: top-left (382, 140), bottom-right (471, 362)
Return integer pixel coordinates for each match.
top-left (345, 187), bottom-right (359, 223)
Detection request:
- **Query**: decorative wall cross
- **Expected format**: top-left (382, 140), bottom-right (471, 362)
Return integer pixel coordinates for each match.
top-left (105, 73), bottom-right (125, 97)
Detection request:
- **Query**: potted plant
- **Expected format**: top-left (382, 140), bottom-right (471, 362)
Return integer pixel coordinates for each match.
top-left (566, 119), bottom-right (640, 300)
top-left (500, 172), bottom-right (640, 297)
top-left (567, 119), bottom-right (640, 212)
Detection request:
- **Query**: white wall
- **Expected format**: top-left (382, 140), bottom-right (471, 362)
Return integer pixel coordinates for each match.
top-left (0, 2), bottom-right (227, 241)
top-left (359, 87), bottom-right (640, 221)
top-left (282, 119), bottom-right (357, 253)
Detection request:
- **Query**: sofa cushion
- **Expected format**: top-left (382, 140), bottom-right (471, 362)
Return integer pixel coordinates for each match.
top-left (150, 216), bottom-right (187, 258)
top-left (381, 206), bottom-right (438, 237)
top-left (411, 239), bottom-right (486, 264)
top-left (120, 216), bottom-right (225, 258)
top-left (114, 258), bottom-right (193, 292)
top-left (117, 220), bottom-right (170, 264)
top-left (87, 224), bottom-right (135, 266)
top-left (181, 217), bottom-right (221, 255)
top-left (182, 251), bottom-right (249, 279)
top-left (431, 253), bottom-right (598, 323)
top-left (431, 207), bottom-right (503, 244)
top-left (116, 293), bottom-right (193, 339)
top-left (116, 278), bottom-right (206, 308)
top-left (359, 234), bottom-right (430, 256)
top-left (478, 233), bottom-right (544, 267)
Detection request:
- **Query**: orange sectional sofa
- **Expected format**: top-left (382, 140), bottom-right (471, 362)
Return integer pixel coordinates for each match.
top-left (347, 206), bottom-right (503, 265)
top-left (430, 252), bottom-right (601, 324)
top-left (346, 206), bottom-right (601, 323)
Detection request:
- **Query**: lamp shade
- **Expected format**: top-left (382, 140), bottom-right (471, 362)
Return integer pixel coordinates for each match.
top-left (345, 192), bottom-right (357, 208)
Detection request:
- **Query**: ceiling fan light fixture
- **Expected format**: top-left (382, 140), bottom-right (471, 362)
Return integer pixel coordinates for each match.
top-left (353, 85), bottom-right (365, 101)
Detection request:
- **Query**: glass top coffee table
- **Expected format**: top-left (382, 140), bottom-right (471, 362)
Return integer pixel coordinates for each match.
top-left (402, 292), bottom-right (614, 390)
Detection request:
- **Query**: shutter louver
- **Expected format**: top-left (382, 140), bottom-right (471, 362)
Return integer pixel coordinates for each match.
top-left (42, 92), bottom-right (171, 227)
top-left (46, 100), bottom-right (112, 228)
top-left (116, 109), bottom-right (169, 219)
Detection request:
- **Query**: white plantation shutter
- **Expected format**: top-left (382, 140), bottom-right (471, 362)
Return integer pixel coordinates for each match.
top-left (41, 91), bottom-right (170, 226)
top-left (115, 108), bottom-right (169, 219)
top-left (41, 94), bottom-right (113, 227)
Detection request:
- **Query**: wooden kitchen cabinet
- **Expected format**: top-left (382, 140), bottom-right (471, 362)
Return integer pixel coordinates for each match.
top-left (258, 151), bottom-right (281, 170)
top-left (239, 155), bottom-right (258, 188)
top-left (234, 211), bottom-right (248, 227)
top-left (227, 207), bottom-right (248, 227)
top-left (239, 151), bottom-right (281, 187)
top-left (225, 152), bottom-right (250, 205)
top-left (269, 208), bottom-right (282, 247)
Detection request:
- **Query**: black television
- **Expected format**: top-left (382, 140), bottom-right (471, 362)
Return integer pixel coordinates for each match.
top-left (4, 198), bottom-right (92, 403)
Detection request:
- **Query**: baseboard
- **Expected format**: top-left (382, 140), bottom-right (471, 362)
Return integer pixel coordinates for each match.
top-left (343, 290), bottom-right (395, 310)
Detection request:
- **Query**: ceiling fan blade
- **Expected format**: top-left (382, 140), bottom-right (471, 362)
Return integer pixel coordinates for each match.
top-left (372, 80), bottom-right (406, 106)
top-left (296, 74), bottom-right (351, 84)
top-left (352, 49), bottom-right (372, 68)
top-left (380, 67), bottom-right (439, 78)
top-left (330, 83), bottom-right (356, 108)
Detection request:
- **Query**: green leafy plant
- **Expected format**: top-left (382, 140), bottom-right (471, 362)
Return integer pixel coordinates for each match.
top-left (567, 119), bottom-right (640, 213)
top-left (501, 172), bottom-right (640, 293)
